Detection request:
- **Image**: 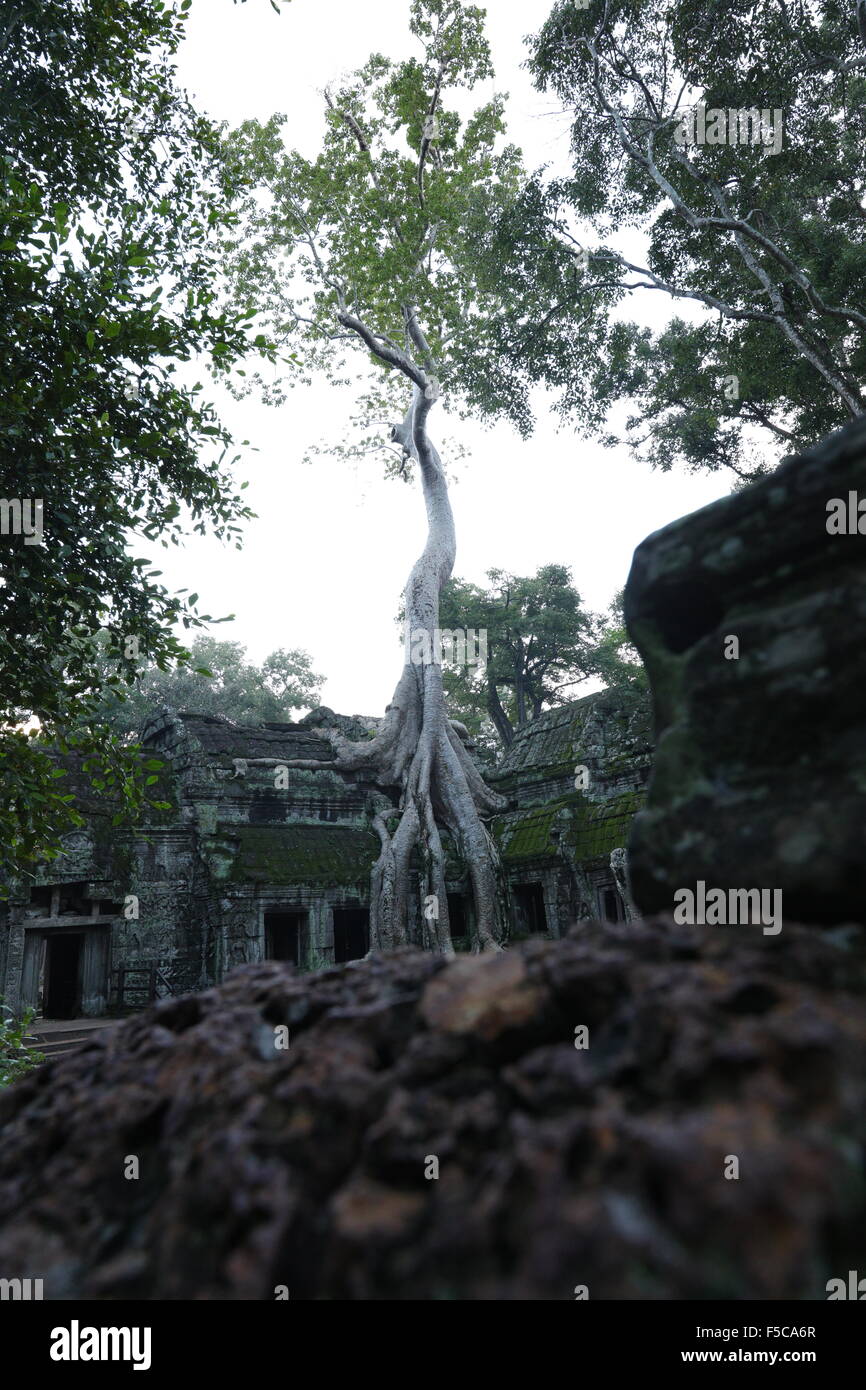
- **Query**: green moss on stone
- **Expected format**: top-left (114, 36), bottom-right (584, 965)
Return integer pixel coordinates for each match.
top-left (495, 788), bottom-right (645, 866)
top-left (229, 824), bottom-right (379, 886)
top-left (569, 789), bottom-right (645, 860)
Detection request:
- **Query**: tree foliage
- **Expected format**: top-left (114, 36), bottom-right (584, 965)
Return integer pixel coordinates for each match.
top-left (221, 0), bottom-right (527, 440)
top-left (0, 1003), bottom-right (44, 1088)
top-left (0, 0), bottom-right (273, 883)
top-left (436, 565), bottom-right (600, 750)
top-left (483, 0), bottom-right (866, 480)
top-left (93, 636), bottom-right (324, 735)
top-left (590, 589), bottom-right (651, 717)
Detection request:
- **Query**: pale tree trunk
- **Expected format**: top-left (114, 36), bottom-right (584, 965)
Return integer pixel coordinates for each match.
top-left (255, 381), bottom-right (508, 954)
top-left (257, 88), bottom-right (512, 954)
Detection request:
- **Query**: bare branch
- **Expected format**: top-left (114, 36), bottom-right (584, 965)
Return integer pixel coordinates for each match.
top-left (336, 308), bottom-right (427, 389)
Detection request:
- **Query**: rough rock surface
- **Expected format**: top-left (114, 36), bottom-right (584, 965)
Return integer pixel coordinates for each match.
top-left (1, 922), bottom-right (864, 1300)
top-left (625, 414), bottom-right (866, 924)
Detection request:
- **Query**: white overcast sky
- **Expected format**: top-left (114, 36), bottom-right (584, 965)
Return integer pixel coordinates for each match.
top-left (158, 0), bottom-right (729, 716)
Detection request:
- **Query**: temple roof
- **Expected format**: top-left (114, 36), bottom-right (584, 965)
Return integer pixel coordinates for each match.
top-left (178, 715), bottom-right (334, 764)
top-left (491, 690), bottom-right (653, 793)
top-left (141, 707), bottom-right (380, 766)
top-left (494, 789), bottom-right (645, 866)
top-left (491, 694), bottom-right (601, 781)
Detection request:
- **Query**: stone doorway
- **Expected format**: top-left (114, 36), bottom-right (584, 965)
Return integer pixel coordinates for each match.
top-left (43, 932), bottom-right (84, 1019)
top-left (513, 882), bottom-right (548, 935)
top-left (333, 909), bottom-right (369, 962)
top-left (264, 911), bottom-right (303, 965)
top-left (600, 886), bottom-right (624, 922)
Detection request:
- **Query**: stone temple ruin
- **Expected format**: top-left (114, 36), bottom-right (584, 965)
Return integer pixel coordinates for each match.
top-left (0, 691), bottom-right (651, 1020)
top-left (2, 418), bottom-right (864, 1301)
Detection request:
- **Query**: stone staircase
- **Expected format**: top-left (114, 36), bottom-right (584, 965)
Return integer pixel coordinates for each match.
top-left (27, 1018), bottom-right (117, 1061)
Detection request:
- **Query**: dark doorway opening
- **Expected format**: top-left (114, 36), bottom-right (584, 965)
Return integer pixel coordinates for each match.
top-left (333, 909), bottom-right (369, 963)
top-left (44, 932), bottom-right (84, 1018)
top-left (446, 894), bottom-right (467, 940)
top-left (601, 888), bottom-right (621, 923)
top-left (513, 883), bottom-right (547, 935)
top-left (28, 885), bottom-right (53, 915)
top-left (264, 911), bottom-right (303, 965)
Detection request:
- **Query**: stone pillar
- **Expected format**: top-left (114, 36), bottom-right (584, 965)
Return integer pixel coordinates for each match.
top-left (80, 928), bottom-right (110, 1016)
top-left (4, 920), bottom-right (27, 1016)
top-left (610, 847), bottom-right (639, 922)
top-left (310, 899), bottom-right (331, 969)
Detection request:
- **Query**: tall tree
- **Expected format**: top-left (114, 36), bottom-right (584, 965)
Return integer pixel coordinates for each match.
top-left (590, 591), bottom-right (651, 719)
top-left (0, 1), bottom-right (277, 882)
top-left (94, 636), bottom-right (323, 735)
top-left (484, 0), bottom-right (866, 481)
top-left (222, 0), bottom-right (530, 952)
top-left (438, 566), bottom-right (600, 749)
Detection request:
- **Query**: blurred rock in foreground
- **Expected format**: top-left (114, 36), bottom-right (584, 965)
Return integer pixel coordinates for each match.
top-left (1, 921), bottom-right (864, 1300)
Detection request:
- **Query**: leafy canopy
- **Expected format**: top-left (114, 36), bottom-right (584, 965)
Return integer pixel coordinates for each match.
top-left (221, 0), bottom-right (531, 454)
top-left (435, 565), bottom-right (603, 751)
top-left (0, 0), bottom-right (275, 884)
top-left (482, 0), bottom-right (866, 480)
top-left (91, 636), bottom-right (324, 735)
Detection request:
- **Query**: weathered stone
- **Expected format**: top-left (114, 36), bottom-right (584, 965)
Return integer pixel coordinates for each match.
top-left (1, 920), bottom-right (864, 1300)
top-left (625, 414), bottom-right (866, 924)
top-left (419, 953), bottom-right (543, 1040)
top-left (0, 690), bottom-right (651, 1021)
